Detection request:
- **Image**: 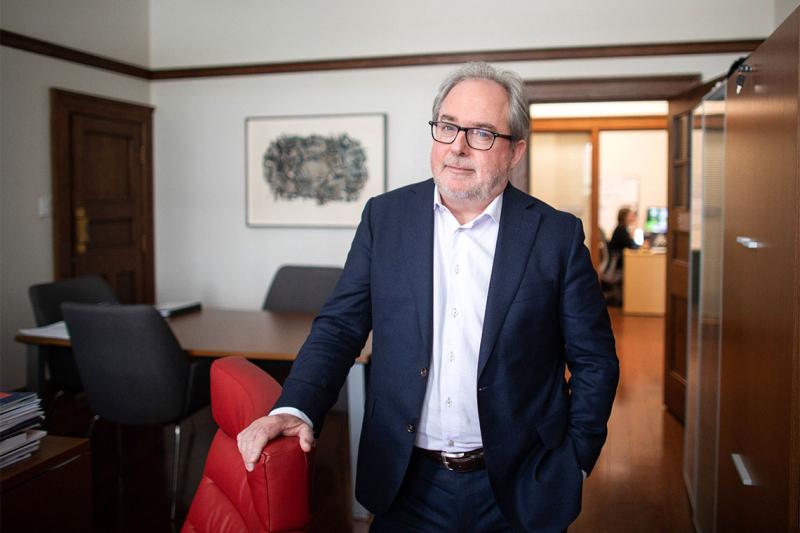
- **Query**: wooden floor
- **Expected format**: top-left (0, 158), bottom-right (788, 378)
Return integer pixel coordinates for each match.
top-left (571, 308), bottom-right (694, 533)
top-left (40, 308), bottom-right (693, 532)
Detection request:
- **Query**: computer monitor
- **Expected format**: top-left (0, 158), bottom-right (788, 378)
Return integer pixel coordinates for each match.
top-left (644, 207), bottom-right (668, 234)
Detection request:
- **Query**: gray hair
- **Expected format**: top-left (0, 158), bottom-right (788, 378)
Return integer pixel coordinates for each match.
top-left (431, 62), bottom-right (529, 141)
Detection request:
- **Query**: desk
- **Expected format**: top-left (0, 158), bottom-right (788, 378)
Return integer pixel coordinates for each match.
top-left (623, 249), bottom-right (667, 316)
top-left (16, 308), bottom-right (371, 519)
top-left (1, 436), bottom-right (92, 531)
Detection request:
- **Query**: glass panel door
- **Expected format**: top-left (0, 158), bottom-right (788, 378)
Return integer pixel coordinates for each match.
top-left (530, 132), bottom-right (593, 248)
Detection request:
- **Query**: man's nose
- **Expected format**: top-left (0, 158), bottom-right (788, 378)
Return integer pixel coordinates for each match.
top-left (450, 130), bottom-right (470, 153)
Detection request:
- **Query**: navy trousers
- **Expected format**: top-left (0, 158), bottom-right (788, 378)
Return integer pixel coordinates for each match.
top-left (370, 449), bottom-right (513, 533)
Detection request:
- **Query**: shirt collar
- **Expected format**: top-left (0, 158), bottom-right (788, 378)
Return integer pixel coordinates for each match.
top-left (433, 185), bottom-right (504, 226)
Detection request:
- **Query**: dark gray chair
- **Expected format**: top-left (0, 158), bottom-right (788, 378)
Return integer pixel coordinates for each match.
top-left (61, 303), bottom-right (211, 521)
top-left (29, 275), bottom-right (119, 395)
top-left (262, 265), bottom-right (348, 408)
top-left (263, 265), bottom-right (343, 313)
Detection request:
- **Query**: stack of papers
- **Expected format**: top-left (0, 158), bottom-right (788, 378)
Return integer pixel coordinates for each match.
top-left (156, 301), bottom-right (202, 317)
top-left (0, 391), bottom-right (46, 469)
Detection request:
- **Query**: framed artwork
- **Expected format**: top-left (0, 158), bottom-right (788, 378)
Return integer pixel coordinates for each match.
top-left (246, 113), bottom-right (386, 227)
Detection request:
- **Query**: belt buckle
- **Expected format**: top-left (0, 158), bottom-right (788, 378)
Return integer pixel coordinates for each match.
top-left (440, 451), bottom-right (465, 471)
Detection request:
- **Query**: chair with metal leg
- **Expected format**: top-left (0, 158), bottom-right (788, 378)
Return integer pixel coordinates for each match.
top-left (28, 276), bottom-right (118, 415)
top-left (62, 302), bottom-right (211, 521)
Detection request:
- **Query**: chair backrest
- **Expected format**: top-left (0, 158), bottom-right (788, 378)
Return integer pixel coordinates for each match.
top-left (30, 275), bottom-right (118, 325)
top-left (263, 265), bottom-right (342, 313)
top-left (29, 276), bottom-right (119, 393)
top-left (61, 303), bottom-right (190, 426)
top-left (182, 357), bottom-right (312, 533)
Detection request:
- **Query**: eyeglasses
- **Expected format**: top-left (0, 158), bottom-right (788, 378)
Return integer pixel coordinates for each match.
top-left (428, 121), bottom-right (515, 151)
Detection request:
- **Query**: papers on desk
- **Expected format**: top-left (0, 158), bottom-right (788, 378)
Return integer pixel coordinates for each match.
top-left (18, 321), bottom-right (69, 340)
top-left (156, 301), bottom-right (202, 317)
top-left (18, 301), bottom-right (202, 338)
top-left (0, 392), bottom-right (46, 469)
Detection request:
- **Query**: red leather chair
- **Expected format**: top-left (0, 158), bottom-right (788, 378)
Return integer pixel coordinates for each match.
top-left (182, 357), bottom-right (313, 533)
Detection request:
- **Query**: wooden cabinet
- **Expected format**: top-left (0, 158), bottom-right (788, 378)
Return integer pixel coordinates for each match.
top-left (716, 7), bottom-right (800, 531)
top-left (0, 436), bottom-right (92, 532)
top-left (622, 248), bottom-right (667, 316)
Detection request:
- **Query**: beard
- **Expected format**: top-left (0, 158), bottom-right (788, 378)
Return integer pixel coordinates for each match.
top-left (433, 157), bottom-right (509, 202)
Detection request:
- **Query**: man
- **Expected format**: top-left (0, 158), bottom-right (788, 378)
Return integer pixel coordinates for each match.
top-left (238, 62), bottom-right (619, 532)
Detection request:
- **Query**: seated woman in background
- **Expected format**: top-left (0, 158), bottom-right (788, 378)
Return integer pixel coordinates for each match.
top-left (608, 207), bottom-right (640, 257)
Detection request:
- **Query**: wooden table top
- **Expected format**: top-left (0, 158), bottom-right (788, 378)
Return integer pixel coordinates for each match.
top-left (16, 307), bottom-right (371, 363)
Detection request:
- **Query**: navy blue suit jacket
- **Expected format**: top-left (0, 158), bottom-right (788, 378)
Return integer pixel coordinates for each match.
top-left (274, 179), bottom-right (619, 531)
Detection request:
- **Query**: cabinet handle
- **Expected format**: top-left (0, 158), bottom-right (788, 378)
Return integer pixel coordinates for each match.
top-left (736, 236), bottom-right (766, 249)
top-left (731, 453), bottom-right (754, 486)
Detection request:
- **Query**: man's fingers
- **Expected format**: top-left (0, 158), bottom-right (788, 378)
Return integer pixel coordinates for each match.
top-left (237, 414), bottom-right (314, 470)
top-left (298, 424), bottom-right (314, 452)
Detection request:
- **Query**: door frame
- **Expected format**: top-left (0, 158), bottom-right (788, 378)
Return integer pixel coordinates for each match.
top-left (530, 115), bottom-right (667, 268)
top-left (50, 88), bottom-right (155, 302)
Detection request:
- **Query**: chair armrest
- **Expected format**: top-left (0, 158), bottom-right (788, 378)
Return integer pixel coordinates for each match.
top-left (248, 436), bottom-right (314, 532)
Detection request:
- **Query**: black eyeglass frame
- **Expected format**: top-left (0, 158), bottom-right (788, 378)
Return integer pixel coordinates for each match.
top-left (428, 120), bottom-right (516, 151)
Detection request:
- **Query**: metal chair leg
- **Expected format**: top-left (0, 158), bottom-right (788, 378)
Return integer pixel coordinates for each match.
top-left (170, 422), bottom-right (181, 521)
top-left (87, 414), bottom-right (100, 439)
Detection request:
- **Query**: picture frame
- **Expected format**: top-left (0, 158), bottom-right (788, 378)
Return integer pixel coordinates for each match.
top-left (246, 113), bottom-right (387, 227)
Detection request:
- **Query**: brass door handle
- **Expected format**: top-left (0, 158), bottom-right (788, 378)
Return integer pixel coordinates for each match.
top-left (75, 207), bottom-right (89, 254)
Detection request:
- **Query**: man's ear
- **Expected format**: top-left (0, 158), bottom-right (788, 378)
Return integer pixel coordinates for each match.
top-left (510, 139), bottom-right (528, 169)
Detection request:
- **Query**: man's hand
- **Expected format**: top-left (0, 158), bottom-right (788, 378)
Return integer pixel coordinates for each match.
top-left (237, 413), bottom-right (314, 472)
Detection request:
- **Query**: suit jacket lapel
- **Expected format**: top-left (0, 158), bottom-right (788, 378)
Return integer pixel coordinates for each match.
top-left (477, 185), bottom-right (541, 378)
top-left (401, 180), bottom-right (435, 364)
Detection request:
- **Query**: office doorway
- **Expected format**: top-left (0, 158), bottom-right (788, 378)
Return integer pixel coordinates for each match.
top-left (50, 89), bottom-right (155, 303)
top-left (528, 104), bottom-right (668, 270)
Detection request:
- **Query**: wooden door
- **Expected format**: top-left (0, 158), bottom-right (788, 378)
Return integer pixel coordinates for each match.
top-left (716, 8), bottom-right (799, 530)
top-left (51, 90), bottom-right (154, 303)
top-left (663, 80), bottom-right (718, 423)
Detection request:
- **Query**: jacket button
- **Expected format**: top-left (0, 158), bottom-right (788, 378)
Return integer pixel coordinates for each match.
top-left (420, 367), bottom-right (428, 377)
top-left (406, 424), bottom-right (415, 433)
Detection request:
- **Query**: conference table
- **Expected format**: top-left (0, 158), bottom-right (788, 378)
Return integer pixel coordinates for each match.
top-left (15, 307), bottom-right (372, 519)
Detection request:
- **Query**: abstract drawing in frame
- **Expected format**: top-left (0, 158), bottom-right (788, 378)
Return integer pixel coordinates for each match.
top-left (246, 113), bottom-right (386, 227)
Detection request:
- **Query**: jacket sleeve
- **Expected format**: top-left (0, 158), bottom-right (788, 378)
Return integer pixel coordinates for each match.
top-left (560, 217), bottom-right (620, 474)
top-left (272, 199), bottom-right (374, 434)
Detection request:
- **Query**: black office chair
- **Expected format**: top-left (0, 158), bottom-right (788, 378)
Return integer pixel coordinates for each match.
top-left (598, 233), bottom-right (623, 306)
top-left (29, 276), bottom-right (119, 406)
top-left (263, 265), bottom-right (343, 313)
top-left (261, 264), bottom-right (344, 396)
top-left (61, 303), bottom-right (211, 521)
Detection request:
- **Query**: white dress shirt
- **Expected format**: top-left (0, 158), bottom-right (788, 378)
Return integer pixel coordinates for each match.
top-left (415, 187), bottom-right (501, 452)
top-left (272, 187), bottom-right (503, 455)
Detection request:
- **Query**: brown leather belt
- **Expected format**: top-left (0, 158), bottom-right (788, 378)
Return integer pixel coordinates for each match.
top-left (415, 447), bottom-right (485, 473)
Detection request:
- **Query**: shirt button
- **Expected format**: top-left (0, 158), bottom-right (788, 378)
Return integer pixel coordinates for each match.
top-left (448, 351), bottom-right (455, 362)
top-left (454, 264), bottom-right (460, 274)
top-left (448, 440), bottom-right (454, 447)
top-left (420, 367), bottom-right (428, 377)
top-left (451, 307), bottom-right (458, 318)
top-left (445, 397), bottom-right (453, 408)
top-left (406, 424), bottom-right (415, 433)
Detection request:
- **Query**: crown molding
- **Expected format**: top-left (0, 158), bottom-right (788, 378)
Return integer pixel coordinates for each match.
top-left (1, 29), bottom-right (762, 81)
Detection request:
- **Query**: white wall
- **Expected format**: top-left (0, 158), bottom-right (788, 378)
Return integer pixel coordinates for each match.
top-left (0, 0), bottom-right (150, 66)
top-left (152, 54), bottom-right (740, 311)
top-left (0, 60), bottom-right (149, 390)
top-left (148, 0), bottom-right (772, 68)
top-left (599, 130), bottom-right (668, 235)
top-left (774, 0), bottom-right (800, 27)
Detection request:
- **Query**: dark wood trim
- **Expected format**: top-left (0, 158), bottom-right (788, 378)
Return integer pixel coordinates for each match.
top-left (532, 116), bottom-right (667, 131)
top-left (525, 74), bottom-right (703, 103)
top-left (1, 30), bottom-right (150, 79)
top-left (590, 128), bottom-right (600, 270)
top-left (2, 28), bottom-right (761, 80)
